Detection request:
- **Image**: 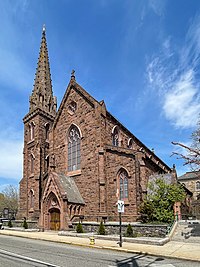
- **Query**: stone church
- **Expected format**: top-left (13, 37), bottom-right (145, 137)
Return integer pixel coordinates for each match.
top-left (18, 27), bottom-right (172, 230)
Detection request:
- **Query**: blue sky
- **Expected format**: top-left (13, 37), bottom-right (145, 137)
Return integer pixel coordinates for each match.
top-left (0, 0), bottom-right (200, 191)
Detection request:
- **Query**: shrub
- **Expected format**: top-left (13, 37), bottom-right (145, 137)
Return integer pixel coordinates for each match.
top-left (76, 222), bottom-right (84, 233)
top-left (22, 219), bottom-right (28, 229)
top-left (8, 220), bottom-right (13, 228)
top-left (98, 221), bottom-right (106, 235)
top-left (125, 224), bottom-right (133, 237)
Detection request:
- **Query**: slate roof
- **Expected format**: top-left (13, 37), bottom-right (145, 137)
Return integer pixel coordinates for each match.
top-left (148, 173), bottom-right (174, 185)
top-left (147, 173), bottom-right (174, 195)
top-left (178, 171), bottom-right (200, 181)
top-left (57, 173), bottom-right (85, 205)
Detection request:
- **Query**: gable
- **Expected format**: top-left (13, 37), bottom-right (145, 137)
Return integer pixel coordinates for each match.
top-left (53, 79), bottom-right (100, 129)
top-left (43, 172), bottom-right (85, 205)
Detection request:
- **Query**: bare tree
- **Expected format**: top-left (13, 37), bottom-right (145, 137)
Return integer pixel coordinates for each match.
top-left (171, 119), bottom-right (200, 170)
top-left (0, 185), bottom-right (18, 216)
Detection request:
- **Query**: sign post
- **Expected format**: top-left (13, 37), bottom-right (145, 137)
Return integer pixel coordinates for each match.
top-left (117, 200), bottom-right (124, 247)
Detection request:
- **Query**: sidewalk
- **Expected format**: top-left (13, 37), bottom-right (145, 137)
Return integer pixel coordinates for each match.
top-left (0, 228), bottom-right (200, 262)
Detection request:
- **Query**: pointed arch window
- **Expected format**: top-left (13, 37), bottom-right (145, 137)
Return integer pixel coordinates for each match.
top-left (119, 169), bottom-right (129, 200)
top-left (45, 123), bottom-right (50, 140)
top-left (112, 126), bottom-right (119, 146)
top-left (45, 155), bottom-right (49, 172)
top-left (128, 138), bottom-right (133, 149)
top-left (196, 181), bottom-right (200, 190)
top-left (68, 125), bottom-right (81, 171)
top-left (29, 189), bottom-right (34, 209)
top-left (68, 101), bottom-right (77, 115)
top-left (39, 94), bottom-right (44, 105)
top-left (29, 122), bottom-right (35, 141)
top-left (30, 154), bottom-right (35, 174)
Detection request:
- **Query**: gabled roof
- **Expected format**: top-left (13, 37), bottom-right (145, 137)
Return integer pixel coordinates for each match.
top-left (53, 76), bottom-right (171, 172)
top-left (57, 173), bottom-right (85, 205)
top-left (178, 171), bottom-right (200, 181)
top-left (148, 173), bottom-right (174, 185)
top-left (178, 182), bottom-right (193, 196)
top-left (43, 172), bottom-right (85, 205)
top-left (106, 111), bottom-right (171, 172)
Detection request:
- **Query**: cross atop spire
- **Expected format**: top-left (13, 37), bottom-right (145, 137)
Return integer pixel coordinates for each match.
top-left (29, 26), bottom-right (57, 116)
top-left (71, 69), bottom-right (75, 80)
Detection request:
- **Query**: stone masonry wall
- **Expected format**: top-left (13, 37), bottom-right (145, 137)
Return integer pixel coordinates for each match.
top-left (72, 222), bottom-right (168, 237)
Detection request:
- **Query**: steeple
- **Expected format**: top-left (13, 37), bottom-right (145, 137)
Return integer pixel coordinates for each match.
top-left (29, 25), bottom-right (57, 116)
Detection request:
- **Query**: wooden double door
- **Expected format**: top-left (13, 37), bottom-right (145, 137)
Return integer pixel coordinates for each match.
top-left (50, 208), bottom-right (60, 230)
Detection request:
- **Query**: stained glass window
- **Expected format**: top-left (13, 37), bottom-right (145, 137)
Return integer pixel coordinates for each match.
top-left (68, 126), bottom-right (81, 171)
top-left (30, 190), bottom-right (34, 209)
top-left (112, 126), bottom-right (119, 146)
top-left (30, 154), bottom-right (35, 173)
top-left (119, 170), bottom-right (128, 200)
top-left (196, 181), bottom-right (200, 190)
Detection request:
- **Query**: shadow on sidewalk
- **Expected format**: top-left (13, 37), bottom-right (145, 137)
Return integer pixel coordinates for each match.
top-left (115, 254), bottom-right (165, 266)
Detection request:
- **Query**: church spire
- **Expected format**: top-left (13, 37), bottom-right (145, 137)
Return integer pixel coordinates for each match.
top-left (29, 26), bottom-right (57, 116)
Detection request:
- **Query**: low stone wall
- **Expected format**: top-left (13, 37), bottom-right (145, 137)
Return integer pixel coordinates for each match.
top-left (2, 220), bottom-right (38, 229)
top-left (72, 222), bottom-right (168, 237)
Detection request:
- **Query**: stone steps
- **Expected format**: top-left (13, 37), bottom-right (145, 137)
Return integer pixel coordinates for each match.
top-left (172, 220), bottom-right (200, 243)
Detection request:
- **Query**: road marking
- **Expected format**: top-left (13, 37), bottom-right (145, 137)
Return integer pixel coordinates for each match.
top-left (0, 248), bottom-right (61, 267)
top-left (108, 263), bottom-right (176, 267)
top-left (150, 264), bottom-right (175, 267)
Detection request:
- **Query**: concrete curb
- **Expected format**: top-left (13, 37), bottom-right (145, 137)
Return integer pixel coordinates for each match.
top-left (58, 231), bottom-right (169, 246)
top-left (1, 230), bottom-right (200, 263)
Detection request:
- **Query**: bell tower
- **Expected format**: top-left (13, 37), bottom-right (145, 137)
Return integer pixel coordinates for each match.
top-left (18, 26), bottom-right (57, 220)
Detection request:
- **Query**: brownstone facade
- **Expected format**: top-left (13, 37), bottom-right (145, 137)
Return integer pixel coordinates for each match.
top-left (18, 28), bottom-right (172, 230)
top-left (178, 171), bottom-right (200, 218)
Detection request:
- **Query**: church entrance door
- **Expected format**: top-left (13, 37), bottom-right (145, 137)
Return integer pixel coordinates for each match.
top-left (49, 208), bottom-right (60, 230)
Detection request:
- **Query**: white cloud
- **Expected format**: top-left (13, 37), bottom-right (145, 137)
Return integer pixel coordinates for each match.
top-left (163, 70), bottom-right (200, 128)
top-left (146, 15), bottom-right (200, 129)
top-left (0, 139), bottom-right (23, 180)
top-left (149, 0), bottom-right (166, 16)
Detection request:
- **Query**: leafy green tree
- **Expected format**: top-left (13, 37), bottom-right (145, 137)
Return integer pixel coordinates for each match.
top-left (140, 178), bottom-right (186, 223)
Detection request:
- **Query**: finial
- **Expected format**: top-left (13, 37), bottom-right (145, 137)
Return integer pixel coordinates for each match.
top-left (42, 24), bottom-right (46, 33)
top-left (71, 69), bottom-right (75, 80)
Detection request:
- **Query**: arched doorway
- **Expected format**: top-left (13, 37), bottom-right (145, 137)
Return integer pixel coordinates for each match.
top-left (49, 208), bottom-right (60, 230)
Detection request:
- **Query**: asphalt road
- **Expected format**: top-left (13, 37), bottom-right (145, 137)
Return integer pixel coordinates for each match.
top-left (0, 235), bottom-right (199, 267)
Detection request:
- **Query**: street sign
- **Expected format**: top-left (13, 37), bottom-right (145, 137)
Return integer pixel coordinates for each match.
top-left (117, 200), bottom-right (124, 213)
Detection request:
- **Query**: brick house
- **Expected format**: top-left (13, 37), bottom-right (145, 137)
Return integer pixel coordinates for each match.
top-left (18, 27), bottom-right (172, 230)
